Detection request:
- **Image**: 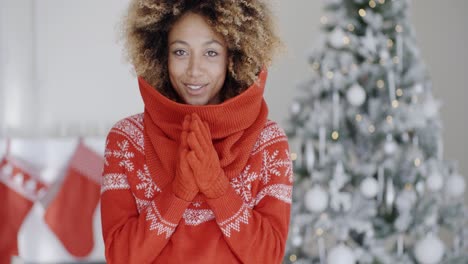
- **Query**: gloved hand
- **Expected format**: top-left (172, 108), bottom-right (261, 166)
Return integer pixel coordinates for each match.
top-left (186, 113), bottom-right (229, 199)
top-left (172, 115), bottom-right (199, 201)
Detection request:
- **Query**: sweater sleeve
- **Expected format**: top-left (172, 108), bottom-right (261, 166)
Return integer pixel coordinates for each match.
top-left (100, 130), bottom-right (191, 264)
top-left (205, 129), bottom-right (293, 264)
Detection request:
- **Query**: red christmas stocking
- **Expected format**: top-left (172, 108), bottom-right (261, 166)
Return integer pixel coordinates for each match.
top-left (44, 141), bottom-right (103, 258)
top-left (0, 157), bottom-right (47, 263)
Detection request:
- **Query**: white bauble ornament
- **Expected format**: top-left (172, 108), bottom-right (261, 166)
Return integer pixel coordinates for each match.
top-left (329, 27), bottom-right (347, 49)
top-left (379, 49), bottom-right (390, 61)
top-left (291, 234), bottom-right (303, 247)
top-left (304, 186), bottom-right (329, 212)
top-left (445, 173), bottom-right (466, 197)
top-left (360, 177), bottom-right (379, 198)
top-left (384, 138), bottom-right (397, 155)
top-left (413, 83), bottom-right (424, 93)
top-left (327, 244), bottom-right (356, 264)
top-left (396, 189), bottom-right (417, 212)
top-left (290, 101), bottom-right (301, 115)
top-left (427, 172), bottom-right (443, 191)
top-left (414, 234), bottom-right (445, 264)
top-left (346, 84), bottom-right (366, 107)
top-left (423, 97), bottom-right (440, 119)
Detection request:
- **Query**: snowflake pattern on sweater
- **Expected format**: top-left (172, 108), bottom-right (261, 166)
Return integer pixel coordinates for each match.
top-left (101, 113), bottom-right (293, 264)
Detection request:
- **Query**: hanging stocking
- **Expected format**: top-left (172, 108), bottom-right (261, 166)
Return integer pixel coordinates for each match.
top-left (44, 140), bottom-right (103, 258)
top-left (0, 152), bottom-right (47, 263)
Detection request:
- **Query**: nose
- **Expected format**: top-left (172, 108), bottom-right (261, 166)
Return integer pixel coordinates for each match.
top-left (187, 54), bottom-right (202, 78)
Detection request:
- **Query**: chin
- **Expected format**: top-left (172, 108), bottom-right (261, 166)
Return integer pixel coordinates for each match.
top-left (184, 98), bottom-right (208, 106)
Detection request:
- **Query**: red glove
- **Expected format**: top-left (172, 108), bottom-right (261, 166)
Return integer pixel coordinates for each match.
top-left (172, 115), bottom-right (199, 201)
top-left (186, 113), bottom-right (229, 199)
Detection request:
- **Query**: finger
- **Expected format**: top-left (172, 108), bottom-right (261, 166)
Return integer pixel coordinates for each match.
top-left (202, 121), bottom-right (212, 139)
top-left (183, 115), bottom-right (191, 131)
top-left (190, 119), bottom-right (210, 152)
top-left (191, 112), bottom-right (201, 123)
top-left (186, 150), bottom-right (200, 170)
top-left (179, 130), bottom-right (188, 150)
top-left (187, 132), bottom-right (205, 160)
top-left (179, 149), bottom-right (191, 173)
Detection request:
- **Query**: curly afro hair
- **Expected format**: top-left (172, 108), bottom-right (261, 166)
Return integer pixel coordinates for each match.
top-left (122, 0), bottom-right (281, 101)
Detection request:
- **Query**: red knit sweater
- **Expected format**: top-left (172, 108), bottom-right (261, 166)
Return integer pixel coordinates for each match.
top-left (100, 114), bottom-right (292, 264)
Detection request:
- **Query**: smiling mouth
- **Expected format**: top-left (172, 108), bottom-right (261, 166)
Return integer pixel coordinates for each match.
top-left (186, 84), bottom-right (205, 90)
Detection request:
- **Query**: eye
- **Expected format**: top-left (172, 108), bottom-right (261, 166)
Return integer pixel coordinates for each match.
top-left (173, 49), bottom-right (187, 56)
top-left (206, 50), bottom-right (218, 57)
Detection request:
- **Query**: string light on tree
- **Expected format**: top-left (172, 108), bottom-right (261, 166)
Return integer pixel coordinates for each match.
top-left (369, 0), bottom-right (377, 8)
top-left (387, 38), bottom-right (394, 48)
top-left (312, 61), bottom-right (320, 71)
top-left (355, 114), bottom-right (362, 122)
top-left (289, 254), bottom-right (297, 262)
top-left (376, 79), bottom-right (385, 89)
top-left (290, 152), bottom-right (298, 161)
top-left (316, 228), bottom-right (324, 236)
top-left (320, 15), bottom-right (328, 25)
top-left (386, 115), bottom-right (393, 124)
top-left (396, 88), bottom-right (403, 97)
top-left (358, 9), bottom-right (366, 17)
top-left (414, 158), bottom-right (422, 167)
top-left (343, 36), bottom-right (350, 45)
top-left (395, 24), bottom-right (403, 33)
top-left (332, 131), bottom-right (340, 140)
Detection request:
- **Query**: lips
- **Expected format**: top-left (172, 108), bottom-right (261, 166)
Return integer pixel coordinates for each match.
top-left (185, 83), bottom-right (207, 95)
top-left (187, 84), bottom-right (204, 90)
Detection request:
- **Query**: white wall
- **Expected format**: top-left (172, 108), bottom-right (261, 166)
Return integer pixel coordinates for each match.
top-left (0, 0), bottom-right (37, 134)
top-left (409, 0), bottom-right (468, 181)
top-left (34, 0), bottom-right (140, 136)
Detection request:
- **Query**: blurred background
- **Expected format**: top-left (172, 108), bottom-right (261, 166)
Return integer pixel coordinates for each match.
top-left (0, 0), bottom-right (466, 263)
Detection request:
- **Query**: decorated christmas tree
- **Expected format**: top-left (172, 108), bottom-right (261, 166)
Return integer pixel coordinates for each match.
top-left (284, 0), bottom-right (467, 263)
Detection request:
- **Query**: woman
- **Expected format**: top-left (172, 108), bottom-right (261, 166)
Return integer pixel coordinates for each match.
top-left (100, 1), bottom-right (293, 263)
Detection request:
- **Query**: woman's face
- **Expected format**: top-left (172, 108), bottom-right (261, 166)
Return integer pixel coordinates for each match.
top-left (168, 12), bottom-right (228, 105)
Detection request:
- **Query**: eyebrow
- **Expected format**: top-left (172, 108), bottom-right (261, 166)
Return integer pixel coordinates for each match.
top-left (169, 39), bottom-right (224, 46)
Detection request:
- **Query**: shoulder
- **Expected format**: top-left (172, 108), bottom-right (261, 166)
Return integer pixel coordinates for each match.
top-left (105, 113), bottom-right (145, 154)
top-left (251, 120), bottom-right (289, 155)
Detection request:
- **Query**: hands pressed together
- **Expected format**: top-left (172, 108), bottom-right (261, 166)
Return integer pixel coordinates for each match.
top-left (172, 113), bottom-right (229, 201)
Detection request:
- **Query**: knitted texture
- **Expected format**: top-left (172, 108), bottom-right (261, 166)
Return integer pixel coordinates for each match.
top-left (100, 70), bottom-right (293, 263)
top-left (171, 115), bottom-right (199, 201)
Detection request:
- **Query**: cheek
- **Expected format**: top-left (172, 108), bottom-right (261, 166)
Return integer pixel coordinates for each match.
top-left (168, 58), bottom-right (178, 78)
top-left (212, 59), bottom-right (228, 82)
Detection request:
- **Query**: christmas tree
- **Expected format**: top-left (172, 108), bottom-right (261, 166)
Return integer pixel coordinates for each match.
top-left (284, 0), bottom-right (467, 263)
